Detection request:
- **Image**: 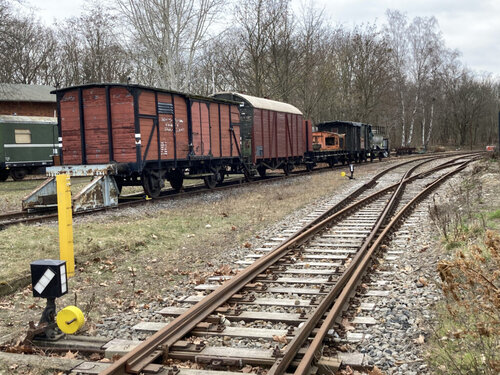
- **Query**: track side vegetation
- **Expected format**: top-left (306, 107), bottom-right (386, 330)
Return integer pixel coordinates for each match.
top-left (428, 155), bottom-right (500, 374)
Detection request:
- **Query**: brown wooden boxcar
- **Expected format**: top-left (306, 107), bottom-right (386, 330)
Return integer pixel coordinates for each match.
top-left (212, 92), bottom-right (311, 176)
top-left (54, 84), bottom-right (242, 197)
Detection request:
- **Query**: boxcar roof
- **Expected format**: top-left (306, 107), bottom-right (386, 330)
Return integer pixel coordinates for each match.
top-left (0, 115), bottom-right (58, 124)
top-left (0, 84), bottom-right (56, 103)
top-left (52, 83), bottom-right (240, 105)
top-left (318, 120), bottom-right (365, 127)
top-left (216, 92), bottom-right (302, 115)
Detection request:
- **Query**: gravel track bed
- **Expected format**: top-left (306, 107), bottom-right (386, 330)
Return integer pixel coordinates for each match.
top-left (93, 167), bottom-right (372, 339)
top-left (88, 157), bottom-right (470, 370)
top-left (330, 164), bottom-right (479, 374)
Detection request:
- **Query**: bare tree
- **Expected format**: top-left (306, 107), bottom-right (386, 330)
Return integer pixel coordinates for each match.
top-left (55, 2), bottom-right (132, 86)
top-left (442, 69), bottom-right (493, 147)
top-left (116, 0), bottom-right (223, 91)
top-left (384, 9), bottom-right (409, 146)
top-left (293, 1), bottom-right (335, 121)
top-left (0, 1), bottom-right (57, 84)
top-left (405, 15), bottom-right (443, 146)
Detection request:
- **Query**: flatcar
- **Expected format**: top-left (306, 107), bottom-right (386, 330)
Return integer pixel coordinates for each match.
top-left (0, 115), bottom-right (59, 181)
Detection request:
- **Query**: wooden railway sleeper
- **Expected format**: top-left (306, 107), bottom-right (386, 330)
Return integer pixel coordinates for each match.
top-left (229, 293), bottom-right (256, 303)
top-left (215, 306), bottom-right (242, 315)
top-left (165, 366), bottom-right (180, 375)
top-left (169, 341), bottom-right (205, 352)
top-left (195, 322), bottom-right (225, 333)
top-left (141, 363), bottom-right (163, 374)
top-left (195, 356), bottom-right (243, 368)
top-left (246, 282), bottom-right (268, 291)
top-left (256, 273), bottom-right (279, 280)
top-left (103, 156), bottom-right (469, 375)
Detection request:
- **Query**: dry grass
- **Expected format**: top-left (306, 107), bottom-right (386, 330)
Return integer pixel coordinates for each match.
top-left (0, 177), bottom-right (107, 213)
top-left (428, 156), bottom-right (500, 374)
top-left (0, 174), bottom-right (240, 213)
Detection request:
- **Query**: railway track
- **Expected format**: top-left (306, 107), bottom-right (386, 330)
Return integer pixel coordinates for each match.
top-left (0, 154), bottom-right (424, 229)
top-left (5, 153), bottom-right (480, 375)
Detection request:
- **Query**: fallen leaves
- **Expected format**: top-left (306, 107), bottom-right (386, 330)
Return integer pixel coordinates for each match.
top-left (415, 335), bottom-right (425, 344)
top-left (368, 366), bottom-right (385, 375)
top-left (272, 335), bottom-right (288, 344)
top-left (63, 350), bottom-right (78, 359)
top-left (418, 277), bottom-right (428, 286)
top-left (341, 318), bottom-right (355, 331)
top-left (213, 265), bottom-right (233, 276)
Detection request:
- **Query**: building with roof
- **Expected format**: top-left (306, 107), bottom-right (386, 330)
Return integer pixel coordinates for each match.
top-left (0, 83), bottom-right (56, 117)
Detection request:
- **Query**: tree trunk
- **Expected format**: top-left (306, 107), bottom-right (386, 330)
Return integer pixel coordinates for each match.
top-left (425, 101), bottom-right (434, 149)
top-left (400, 89), bottom-right (406, 146)
top-left (421, 105), bottom-right (426, 149)
top-left (406, 92), bottom-right (419, 146)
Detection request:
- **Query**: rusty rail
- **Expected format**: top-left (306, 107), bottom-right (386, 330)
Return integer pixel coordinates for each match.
top-left (289, 160), bottom-right (474, 374)
top-left (99, 154), bottom-right (476, 374)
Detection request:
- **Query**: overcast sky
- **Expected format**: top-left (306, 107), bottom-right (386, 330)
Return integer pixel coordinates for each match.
top-left (23, 0), bottom-right (500, 78)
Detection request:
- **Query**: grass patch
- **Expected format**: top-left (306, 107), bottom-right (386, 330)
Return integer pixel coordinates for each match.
top-left (0, 176), bottom-right (144, 213)
top-left (0, 166), bottom-right (356, 333)
top-left (488, 209), bottom-right (500, 220)
top-left (445, 241), bottom-right (463, 251)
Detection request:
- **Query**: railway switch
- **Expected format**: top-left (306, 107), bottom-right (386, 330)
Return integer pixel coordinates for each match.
top-left (30, 259), bottom-right (68, 340)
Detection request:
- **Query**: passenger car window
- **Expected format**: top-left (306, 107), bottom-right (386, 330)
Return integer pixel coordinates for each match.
top-left (15, 129), bottom-right (31, 144)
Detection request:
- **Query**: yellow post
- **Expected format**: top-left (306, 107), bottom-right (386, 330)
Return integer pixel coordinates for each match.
top-left (56, 174), bottom-right (74, 277)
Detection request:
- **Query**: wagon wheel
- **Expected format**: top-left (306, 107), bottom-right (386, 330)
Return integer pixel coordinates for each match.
top-left (10, 168), bottom-right (27, 181)
top-left (204, 174), bottom-right (217, 189)
top-left (243, 167), bottom-right (254, 182)
top-left (168, 168), bottom-right (184, 191)
top-left (216, 169), bottom-right (225, 185)
top-left (0, 170), bottom-right (8, 182)
top-left (282, 163), bottom-right (292, 176)
top-left (257, 166), bottom-right (267, 178)
top-left (142, 170), bottom-right (164, 198)
top-left (328, 159), bottom-right (337, 168)
top-left (306, 163), bottom-right (314, 172)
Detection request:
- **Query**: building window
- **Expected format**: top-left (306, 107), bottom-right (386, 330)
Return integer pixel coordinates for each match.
top-left (15, 129), bottom-right (31, 144)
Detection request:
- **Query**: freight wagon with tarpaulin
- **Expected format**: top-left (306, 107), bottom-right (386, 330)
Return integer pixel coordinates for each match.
top-left (0, 115), bottom-right (59, 181)
top-left (212, 92), bottom-right (314, 177)
top-left (23, 83), bottom-right (243, 212)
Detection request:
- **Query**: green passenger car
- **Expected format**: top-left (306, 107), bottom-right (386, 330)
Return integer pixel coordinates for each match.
top-left (0, 115), bottom-right (59, 181)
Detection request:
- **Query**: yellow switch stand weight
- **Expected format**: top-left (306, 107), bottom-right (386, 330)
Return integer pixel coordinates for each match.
top-left (56, 174), bottom-right (74, 277)
top-left (56, 306), bottom-right (85, 334)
